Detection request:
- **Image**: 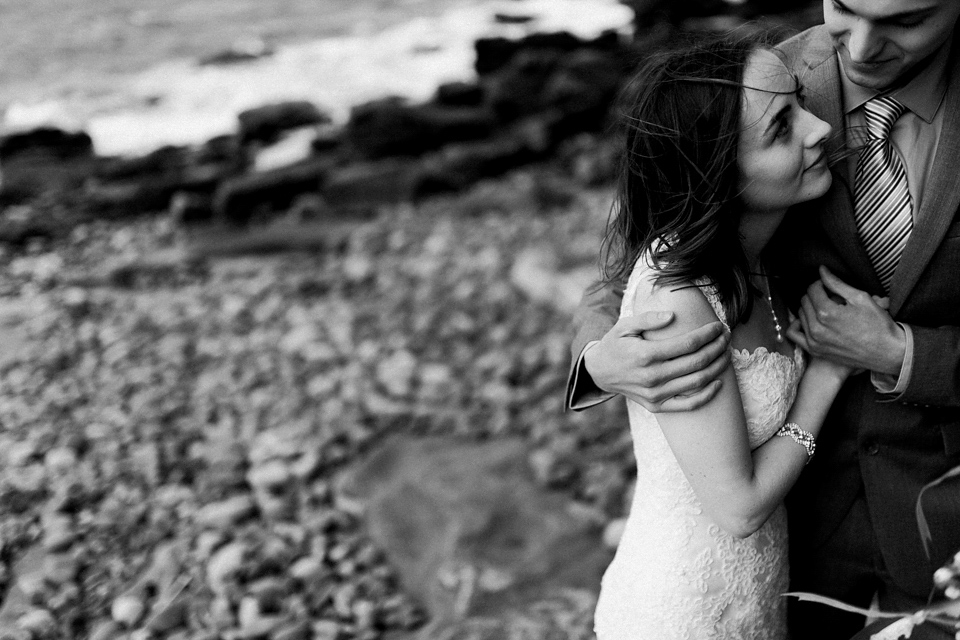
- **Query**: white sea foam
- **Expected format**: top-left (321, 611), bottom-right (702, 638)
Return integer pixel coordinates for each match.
top-left (2, 0), bottom-right (633, 157)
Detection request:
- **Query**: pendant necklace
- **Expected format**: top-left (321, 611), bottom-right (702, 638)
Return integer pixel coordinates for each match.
top-left (758, 267), bottom-right (784, 343)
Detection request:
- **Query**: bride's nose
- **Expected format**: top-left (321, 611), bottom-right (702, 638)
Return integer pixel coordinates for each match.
top-left (802, 109), bottom-right (831, 147)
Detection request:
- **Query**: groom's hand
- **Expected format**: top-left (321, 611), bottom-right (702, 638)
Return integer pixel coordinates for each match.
top-left (789, 266), bottom-right (905, 375)
top-left (584, 311), bottom-right (731, 413)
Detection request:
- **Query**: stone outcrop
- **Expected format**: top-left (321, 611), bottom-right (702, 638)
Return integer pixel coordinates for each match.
top-left (238, 101), bottom-right (331, 145)
top-left (0, 23), bottom-right (640, 231)
top-left (0, 1), bottom-right (822, 239)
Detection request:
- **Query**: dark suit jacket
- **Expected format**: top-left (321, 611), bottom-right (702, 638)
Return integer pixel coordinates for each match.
top-left (568, 25), bottom-right (960, 597)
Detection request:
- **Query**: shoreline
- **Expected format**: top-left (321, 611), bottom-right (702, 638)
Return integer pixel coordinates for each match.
top-left (2, 0), bottom-right (633, 157)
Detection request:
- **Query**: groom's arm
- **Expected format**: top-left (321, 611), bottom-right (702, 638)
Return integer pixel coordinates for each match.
top-left (899, 326), bottom-right (960, 406)
top-left (566, 280), bottom-right (624, 410)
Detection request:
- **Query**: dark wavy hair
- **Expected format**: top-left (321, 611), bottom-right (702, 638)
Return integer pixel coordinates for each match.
top-left (601, 32), bottom-right (790, 326)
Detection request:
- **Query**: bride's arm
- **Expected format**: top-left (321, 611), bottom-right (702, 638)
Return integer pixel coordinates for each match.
top-left (646, 284), bottom-right (847, 538)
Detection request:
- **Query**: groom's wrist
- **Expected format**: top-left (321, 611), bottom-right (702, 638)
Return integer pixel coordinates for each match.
top-left (871, 323), bottom-right (913, 397)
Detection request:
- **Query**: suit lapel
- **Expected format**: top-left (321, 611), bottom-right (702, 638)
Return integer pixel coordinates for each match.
top-left (796, 31), bottom-right (883, 291)
top-left (889, 46), bottom-right (960, 313)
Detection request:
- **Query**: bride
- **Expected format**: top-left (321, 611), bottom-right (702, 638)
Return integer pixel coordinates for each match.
top-left (592, 34), bottom-right (851, 639)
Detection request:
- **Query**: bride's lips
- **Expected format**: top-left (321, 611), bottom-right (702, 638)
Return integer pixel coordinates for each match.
top-left (804, 151), bottom-right (827, 172)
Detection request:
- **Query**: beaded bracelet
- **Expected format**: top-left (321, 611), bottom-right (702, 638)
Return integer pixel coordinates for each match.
top-left (776, 422), bottom-right (816, 463)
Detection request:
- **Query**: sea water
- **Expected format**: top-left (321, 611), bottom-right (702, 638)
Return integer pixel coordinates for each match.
top-left (2, 0), bottom-right (633, 157)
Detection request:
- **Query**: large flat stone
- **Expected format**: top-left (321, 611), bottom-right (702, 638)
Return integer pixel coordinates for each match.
top-left (336, 436), bottom-right (608, 637)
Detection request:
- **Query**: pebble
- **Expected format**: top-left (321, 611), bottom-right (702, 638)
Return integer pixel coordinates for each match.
top-left (62, 286), bottom-right (89, 308)
top-left (332, 584), bottom-right (356, 619)
top-left (306, 374), bottom-right (337, 398)
top-left (111, 594), bottom-right (147, 627)
top-left (603, 518), bottom-right (627, 549)
top-left (8, 440), bottom-right (37, 466)
top-left (0, 628), bottom-right (31, 640)
top-left (477, 566), bottom-right (514, 592)
top-left (236, 597), bottom-right (261, 629)
top-left (248, 577), bottom-right (288, 612)
top-left (247, 460), bottom-right (292, 491)
top-left (43, 447), bottom-right (78, 474)
top-left (250, 430), bottom-right (302, 464)
top-left (208, 596), bottom-right (235, 629)
top-left (43, 553), bottom-right (78, 585)
top-left (41, 512), bottom-right (76, 552)
top-left (279, 325), bottom-right (318, 354)
top-left (375, 350), bottom-right (417, 398)
top-left (16, 608), bottom-right (56, 638)
top-left (272, 523), bottom-right (307, 548)
top-left (352, 600), bottom-right (377, 629)
top-left (237, 596), bottom-right (283, 638)
top-left (528, 446), bottom-right (577, 488)
top-left (16, 572), bottom-right (48, 602)
top-left (290, 449), bottom-right (322, 480)
top-left (418, 362), bottom-right (454, 399)
top-left (309, 533), bottom-right (330, 558)
top-left (195, 495), bottom-right (257, 530)
top-left (132, 442), bottom-right (162, 487)
top-left (566, 500), bottom-right (608, 528)
top-left (207, 542), bottom-right (247, 595)
top-left (311, 620), bottom-right (343, 640)
top-left (254, 491), bottom-right (295, 521)
top-left (195, 530), bottom-right (227, 560)
top-left (335, 559), bottom-right (357, 577)
top-left (88, 620), bottom-right (122, 640)
top-left (289, 556), bottom-right (326, 583)
top-left (8, 463), bottom-right (46, 493)
top-left (353, 542), bottom-right (381, 568)
top-left (327, 542), bottom-right (352, 563)
top-left (260, 534), bottom-right (296, 567)
top-left (342, 254), bottom-right (374, 283)
top-left (270, 620), bottom-right (311, 640)
top-left (46, 582), bottom-right (80, 611)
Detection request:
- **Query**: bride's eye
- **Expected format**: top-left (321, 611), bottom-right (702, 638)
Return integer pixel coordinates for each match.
top-left (774, 117), bottom-right (791, 141)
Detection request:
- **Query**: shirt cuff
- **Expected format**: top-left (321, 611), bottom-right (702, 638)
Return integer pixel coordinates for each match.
top-left (871, 323), bottom-right (913, 396)
top-left (567, 341), bottom-right (616, 410)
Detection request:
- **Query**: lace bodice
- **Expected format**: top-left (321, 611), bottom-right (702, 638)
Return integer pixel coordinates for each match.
top-left (692, 277), bottom-right (806, 448)
top-left (594, 254), bottom-right (805, 640)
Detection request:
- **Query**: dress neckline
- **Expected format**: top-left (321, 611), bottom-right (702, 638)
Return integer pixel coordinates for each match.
top-left (731, 344), bottom-right (804, 366)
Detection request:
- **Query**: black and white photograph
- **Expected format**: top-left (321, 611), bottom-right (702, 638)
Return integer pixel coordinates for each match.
top-left (0, 1), bottom-right (958, 639)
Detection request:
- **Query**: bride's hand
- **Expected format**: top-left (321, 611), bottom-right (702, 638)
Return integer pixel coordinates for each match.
top-left (787, 318), bottom-right (859, 379)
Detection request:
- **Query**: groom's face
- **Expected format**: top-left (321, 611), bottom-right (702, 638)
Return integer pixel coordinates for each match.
top-left (824, 0), bottom-right (960, 91)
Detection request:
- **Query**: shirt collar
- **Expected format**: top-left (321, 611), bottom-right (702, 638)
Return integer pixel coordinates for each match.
top-left (840, 40), bottom-right (951, 124)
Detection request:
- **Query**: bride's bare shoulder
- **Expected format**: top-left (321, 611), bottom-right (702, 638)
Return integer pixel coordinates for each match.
top-left (640, 280), bottom-right (721, 340)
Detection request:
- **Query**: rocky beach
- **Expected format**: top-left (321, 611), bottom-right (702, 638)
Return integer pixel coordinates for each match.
top-left (0, 174), bottom-right (628, 639)
top-left (0, 1), bottom-right (823, 638)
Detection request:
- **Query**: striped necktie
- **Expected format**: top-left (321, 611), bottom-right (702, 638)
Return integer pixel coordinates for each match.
top-left (854, 96), bottom-right (913, 292)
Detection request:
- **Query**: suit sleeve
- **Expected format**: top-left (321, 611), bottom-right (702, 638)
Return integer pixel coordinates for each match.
top-left (565, 279), bottom-right (624, 410)
top-left (897, 324), bottom-right (960, 407)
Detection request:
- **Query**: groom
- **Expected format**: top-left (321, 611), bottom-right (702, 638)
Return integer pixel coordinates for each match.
top-left (569, 1), bottom-right (960, 638)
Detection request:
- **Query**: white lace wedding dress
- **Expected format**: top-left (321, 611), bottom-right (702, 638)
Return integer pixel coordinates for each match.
top-left (594, 255), bottom-right (805, 640)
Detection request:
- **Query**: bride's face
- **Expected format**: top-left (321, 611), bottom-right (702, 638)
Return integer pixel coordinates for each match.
top-left (737, 49), bottom-right (834, 214)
